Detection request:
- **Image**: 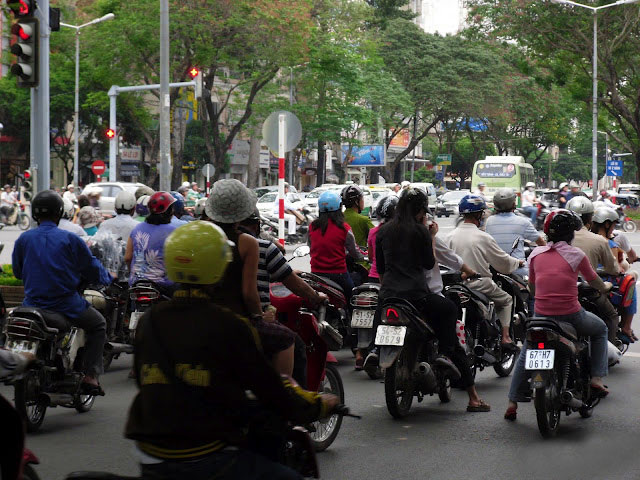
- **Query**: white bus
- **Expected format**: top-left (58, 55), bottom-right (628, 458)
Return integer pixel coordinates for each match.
top-left (471, 156), bottom-right (535, 206)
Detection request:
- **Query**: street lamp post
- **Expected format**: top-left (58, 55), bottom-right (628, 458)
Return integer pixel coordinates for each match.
top-left (550, 0), bottom-right (640, 199)
top-left (60, 13), bottom-right (115, 188)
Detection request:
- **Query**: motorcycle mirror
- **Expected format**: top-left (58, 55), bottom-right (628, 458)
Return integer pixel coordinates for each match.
top-left (293, 245), bottom-right (310, 258)
top-left (511, 238), bottom-right (519, 252)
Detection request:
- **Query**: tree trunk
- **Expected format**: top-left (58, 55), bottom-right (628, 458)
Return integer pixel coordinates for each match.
top-left (248, 132), bottom-right (261, 188)
top-left (317, 141), bottom-right (326, 187)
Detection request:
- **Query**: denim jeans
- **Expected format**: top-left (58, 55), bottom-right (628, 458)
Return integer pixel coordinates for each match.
top-left (140, 449), bottom-right (302, 480)
top-left (508, 308), bottom-right (608, 402)
top-left (523, 206), bottom-right (537, 224)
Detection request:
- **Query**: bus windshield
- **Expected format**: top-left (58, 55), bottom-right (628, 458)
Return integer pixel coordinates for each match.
top-left (476, 163), bottom-right (516, 178)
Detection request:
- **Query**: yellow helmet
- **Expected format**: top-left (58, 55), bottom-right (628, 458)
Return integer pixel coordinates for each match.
top-left (164, 221), bottom-right (233, 284)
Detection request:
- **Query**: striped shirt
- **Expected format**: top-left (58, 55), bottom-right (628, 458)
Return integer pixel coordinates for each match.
top-left (257, 238), bottom-right (293, 306)
top-left (485, 212), bottom-right (540, 275)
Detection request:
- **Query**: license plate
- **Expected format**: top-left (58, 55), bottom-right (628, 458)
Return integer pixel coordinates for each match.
top-left (375, 325), bottom-right (407, 346)
top-left (351, 309), bottom-right (375, 328)
top-left (129, 311), bottom-right (143, 330)
top-left (5, 339), bottom-right (38, 355)
top-left (525, 349), bottom-right (555, 370)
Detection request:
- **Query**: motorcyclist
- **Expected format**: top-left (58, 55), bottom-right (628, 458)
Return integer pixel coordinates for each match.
top-left (368, 195), bottom-right (398, 284)
top-left (447, 194), bottom-right (523, 351)
top-left (77, 206), bottom-right (102, 236)
top-left (134, 195), bottom-right (150, 223)
top-left (308, 190), bottom-right (364, 302)
top-left (124, 221), bottom-right (338, 480)
top-left (59, 197), bottom-right (86, 237)
top-left (272, 183), bottom-right (300, 236)
top-left (169, 192), bottom-right (189, 226)
top-left (99, 190), bottom-right (138, 240)
top-left (565, 182), bottom-right (583, 203)
top-left (521, 182), bottom-right (538, 224)
top-left (504, 210), bottom-right (611, 421)
top-left (557, 182), bottom-right (569, 205)
top-left (376, 188), bottom-right (490, 412)
top-left (63, 183), bottom-right (77, 204)
top-left (0, 184), bottom-right (16, 223)
top-left (12, 190), bottom-right (113, 395)
top-left (125, 192), bottom-right (179, 295)
top-left (341, 185), bottom-right (374, 249)
top-left (473, 182), bottom-right (486, 199)
top-left (485, 188), bottom-right (546, 277)
top-left (591, 206), bottom-right (638, 343)
top-left (567, 196), bottom-right (620, 343)
top-left (598, 190), bottom-right (616, 207)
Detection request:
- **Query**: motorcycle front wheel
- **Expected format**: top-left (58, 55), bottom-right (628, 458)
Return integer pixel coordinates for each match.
top-left (310, 363), bottom-right (344, 451)
top-left (14, 370), bottom-right (48, 433)
top-left (534, 370), bottom-right (561, 438)
top-left (74, 393), bottom-right (96, 413)
top-left (494, 324), bottom-right (518, 377)
top-left (623, 220), bottom-right (637, 233)
top-left (384, 348), bottom-right (414, 419)
top-left (17, 214), bottom-right (31, 230)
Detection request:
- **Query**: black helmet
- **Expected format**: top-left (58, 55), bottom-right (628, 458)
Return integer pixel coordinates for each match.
top-left (341, 185), bottom-right (363, 208)
top-left (32, 190), bottom-right (64, 222)
top-left (243, 207), bottom-right (261, 224)
top-left (398, 187), bottom-right (429, 213)
top-left (376, 195), bottom-right (398, 221)
top-left (543, 209), bottom-right (582, 241)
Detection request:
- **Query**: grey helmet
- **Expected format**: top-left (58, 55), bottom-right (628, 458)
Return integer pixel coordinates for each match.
top-left (567, 196), bottom-right (594, 215)
top-left (205, 179), bottom-right (257, 223)
top-left (493, 188), bottom-right (517, 212)
top-left (592, 206), bottom-right (618, 224)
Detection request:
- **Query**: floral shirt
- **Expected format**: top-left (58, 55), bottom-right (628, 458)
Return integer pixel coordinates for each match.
top-left (129, 222), bottom-right (177, 287)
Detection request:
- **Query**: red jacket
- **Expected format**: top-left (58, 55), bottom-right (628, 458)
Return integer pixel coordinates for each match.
top-left (309, 221), bottom-right (350, 273)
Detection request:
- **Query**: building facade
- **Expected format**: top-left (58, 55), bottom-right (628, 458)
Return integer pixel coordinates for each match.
top-left (412, 0), bottom-right (467, 35)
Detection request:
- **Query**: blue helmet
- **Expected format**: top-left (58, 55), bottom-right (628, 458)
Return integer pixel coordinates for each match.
top-left (318, 190), bottom-right (341, 213)
top-left (458, 194), bottom-right (487, 214)
top-left (170, 191), bottom-right (185, 216)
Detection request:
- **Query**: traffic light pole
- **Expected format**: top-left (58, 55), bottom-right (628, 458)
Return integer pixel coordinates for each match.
top-left (32, 0), bottom-right (50, 193)
top-left (107, 81), bottom-right (196, 182)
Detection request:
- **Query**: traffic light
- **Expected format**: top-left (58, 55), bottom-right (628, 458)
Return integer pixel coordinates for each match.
top-left (10, 18), bottom-right (39, 87)
top-left (23, 169), bottom-right (33, 202)
top-left (7, 0), bottom-right (35, 17)
top-left (188, 66), bottom-right (203, 99)
top-left (105, 128), bottom-right (116, 139)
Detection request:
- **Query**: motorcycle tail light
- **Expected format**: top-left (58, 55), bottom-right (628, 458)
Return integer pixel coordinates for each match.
top-left (135, 295), bottom-right (155, 303)
top-left (528, 330), bottom-right (550, 343)
top-left (385, 307), bottom-right (404, 325)
top-left (20, 204), bottom-right (25, 212)
top-left (537, 342), bottom-right (545, 349)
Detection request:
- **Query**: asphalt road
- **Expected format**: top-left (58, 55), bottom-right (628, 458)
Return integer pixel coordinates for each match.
top-left (2, 217), bottom-right (640, 480)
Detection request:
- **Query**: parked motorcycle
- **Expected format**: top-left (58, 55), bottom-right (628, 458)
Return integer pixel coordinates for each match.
top-left (2, 308), bottom-right (97, 432)
top-left (350, 282), bottom-right (381, 379)
top-left (375, 297), bottom-right (462, 418)
top-left (270, 254), bottom-right (346, 451)
top-left (525, 309), bottom-right (603, 438)
top-left (262, 207), bottom-right (315, 244)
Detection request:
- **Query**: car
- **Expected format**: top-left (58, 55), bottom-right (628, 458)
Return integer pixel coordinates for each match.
top-left (409, 182), bottom-right (438, 208)
top-left (370, 188), bottom-right (393, 217)
top-left (609, 192), bottom-right (640, 209)
top-left (253, 185), bottom-right (278, 198)
top-left (82, 181), bottom-right (146, 214)
top-left (303, 186), bottom-right (342, 216)
top-left (434, 190), bottom-right (470, 217)
top-left (257, 191), bottom-right (306, 218)
top-left (617, 184), bottom-right (640, 196)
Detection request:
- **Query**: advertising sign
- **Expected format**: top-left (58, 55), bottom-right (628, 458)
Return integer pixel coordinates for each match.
top-left (341, 145), bottom-right (385, 167)
top-left (389, 129), bottom-right (410, 149)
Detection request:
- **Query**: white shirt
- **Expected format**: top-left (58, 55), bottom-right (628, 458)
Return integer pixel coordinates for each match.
top-left (425, 236), bottom-right (464, 295)
top-left (99, 214), bottom-right (139, 241)
top-left (1, 191), bottom-right (15, 208)
top-left (59, 218), bottom-right (87, 237)
top-left (473, 189), bottom-right (486, 200)
top-left (273, 195), bottom-right (297, 215)
top-left (63, 191), bottom-right (77, 203)
top-left (522, 189), bottom-right (536, 208)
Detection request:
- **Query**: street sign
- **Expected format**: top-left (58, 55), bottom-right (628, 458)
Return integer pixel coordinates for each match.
top-left (262, 110), bottom-right (302, 153)
top-left (606, 159), bottom-right (623, 177)
top-left (435, 171), bottom-right (444, 181)
top-left (436, 154), bottom-right (452, 166)
top-left (201, 163), bottom-right (215, 179)
top-left (91, 160), bottom-right (106, 176)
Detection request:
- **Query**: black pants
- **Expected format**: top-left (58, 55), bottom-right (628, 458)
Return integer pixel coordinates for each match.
top-left (414, 293), bottom-right (475, 389)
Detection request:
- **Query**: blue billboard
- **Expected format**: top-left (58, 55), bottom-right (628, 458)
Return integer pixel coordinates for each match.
top-left (341, 145), bottom-right (385, 167)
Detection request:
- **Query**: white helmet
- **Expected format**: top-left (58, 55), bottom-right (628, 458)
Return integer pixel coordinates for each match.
top-left (593, 206), bottom-right (618, 224)
top-left (67, 183), bottom-right (75, 190)
top-left (525, 182), bottom-right (535, 188)
top-left (182, 181), bottom-right (191, 188)
top-left (62, 197), bottom-right (75, 219)
top-left (493, 188), bottom-right (517, 211)
top-left (559, 182), bottom-right (568, 189)
top-left (194, 197), bottom-right (207, 216)
top-left (114, 190), bottom-right (136, 211)
top-left (567, 196), bottom-right (594, 215)
top-left (401, 181), bottom-right (411, 188)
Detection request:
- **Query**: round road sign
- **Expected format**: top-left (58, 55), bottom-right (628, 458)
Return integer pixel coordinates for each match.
top-left (91, 160), bottom-right (106, 176)
top-left (262, 110), bottom-right (302, 153)
top-left (201, 163), bottom-right (216, 179)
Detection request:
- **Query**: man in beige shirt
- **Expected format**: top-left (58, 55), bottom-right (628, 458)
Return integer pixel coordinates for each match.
top-left (448, 195), bottom-right (523, 350)
top-left (568, 196), bottom-right (619, 342)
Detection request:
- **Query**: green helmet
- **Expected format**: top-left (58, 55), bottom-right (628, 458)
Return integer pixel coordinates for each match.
top-left (164, 221), bottom-right (233, 285)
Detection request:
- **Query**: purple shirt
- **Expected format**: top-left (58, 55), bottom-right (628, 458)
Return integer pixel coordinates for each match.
top-left (129, 222), bottom-right (177, 287)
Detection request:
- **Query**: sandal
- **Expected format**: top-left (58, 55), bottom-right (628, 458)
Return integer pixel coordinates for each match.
top-left (81, 381), bottom-right (105, 396)
top-left (504, 406), bottom-right (517, 421)
top-left (620, 331), bottom-right (635, 344)
top-left (467, 400), bottom-right (490, 412)
top-left (590, 384), bottom-right (609, 399)
top-left (354, 357), bottom-right (364, 371)
top-left (631, 330), bottom-right (639, 342)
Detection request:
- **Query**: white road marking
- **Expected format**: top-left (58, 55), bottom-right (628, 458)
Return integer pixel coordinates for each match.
top-left (624, 352), bottom-right (640, 358)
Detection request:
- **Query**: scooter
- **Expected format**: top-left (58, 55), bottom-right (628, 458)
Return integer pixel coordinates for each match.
top-left (350, 282), bottom-right (382, 379)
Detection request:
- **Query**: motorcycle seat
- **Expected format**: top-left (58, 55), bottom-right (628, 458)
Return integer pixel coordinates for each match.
top-left (314, 275), bottom-right (344, 293)
top-left (527, 317), bottom-right (578, 341)
top-left (11, 307), bottom-right (72, 334)
top-left (352, 283), bottom-right (380, 295)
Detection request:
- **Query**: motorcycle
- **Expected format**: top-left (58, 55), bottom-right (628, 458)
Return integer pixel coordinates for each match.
top-left (0, 204), bottom-right (32, 230)
top-left (616, 207), bottom-right (637, 233)
top-left (525, 308), bottom-right (603, 438)
top-left (270, 250), bottom-right (346, 451)
top-left (375, 297), bottom-right (462, 418)
top-left (2, 307), bottom-right (97, 432)
top-left (442, 270), bottom-right (519, 380)
top-left (262, 208), bottom-right (315, 244)
top-left (128, 281), bottom-right (172, 340)
top-left (350, 282), bottom-right (382, 379)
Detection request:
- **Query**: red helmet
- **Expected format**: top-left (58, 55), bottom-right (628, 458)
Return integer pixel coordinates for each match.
top-left (148, 191), bottom-right (176, 214)
top-left (543, 209), bottom-right (582, 238)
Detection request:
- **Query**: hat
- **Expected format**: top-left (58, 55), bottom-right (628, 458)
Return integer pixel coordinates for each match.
top-left (205, 179), bottom-right (257, 223)
top-left (77, 206), bottom-right (101, 228)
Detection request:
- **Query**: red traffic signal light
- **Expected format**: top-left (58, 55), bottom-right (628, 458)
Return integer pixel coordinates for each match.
top-left (10, 18), bottom-right (38, 87)
top-left (24, 169), bottom-right (31, 180)
top-left (188, 67), bottom-right (200, 79)
top-left (8, 0), bottom-right (34, 17)
top-left (105, 128), bottom-right (116, 139)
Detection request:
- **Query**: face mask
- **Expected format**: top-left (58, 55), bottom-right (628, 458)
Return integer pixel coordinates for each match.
top-left (84, 226), bottom-right (98, 236)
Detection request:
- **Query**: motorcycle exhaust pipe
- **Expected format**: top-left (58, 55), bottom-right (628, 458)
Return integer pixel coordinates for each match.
top-left (474, 345), bottom-right (497, 364)
top-left (560, 391), bottom-right (585, 409)
top-left (42, 393), bottom-right (75, 407)
top-left (106, 342), bottom-right (134, 355)
top-left (415, 362), bottom-right (437, 393)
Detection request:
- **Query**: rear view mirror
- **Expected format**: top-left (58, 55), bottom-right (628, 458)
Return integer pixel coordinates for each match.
top-left (293, 245), bottom-right (310, 257)
top-left (511, 238), bottom-right (519, 251)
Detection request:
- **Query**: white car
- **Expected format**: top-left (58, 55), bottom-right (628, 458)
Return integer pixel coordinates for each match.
top-left (82, 182), bottom-right (146, 214)
top-left (303, 186), bottom-right (343, 216)
top-left (256, 191), bottom-right (305, 218)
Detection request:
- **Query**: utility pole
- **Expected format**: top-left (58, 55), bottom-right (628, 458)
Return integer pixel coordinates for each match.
top-left (159, 0), bottom-right (171, 191)
top-left (317, 141), bottom-right (325, 187)
top-left (33, 0), bottom-right (50, 192)
top-left (410, 113), bottom-right (418, 182)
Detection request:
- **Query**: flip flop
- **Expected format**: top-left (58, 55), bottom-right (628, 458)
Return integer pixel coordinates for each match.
top-left (618, 332), bottom-right (634, 344)
top-left (354, 357), bottom-right (364, 371)
top-left (81, 382), bottom-right (105, 396)
top-left (504, 406), bottom-right (517, 421)
top-left (467, 400), bottom-right (490, 412)
top-left (590, 384), bottom-right (609, 399)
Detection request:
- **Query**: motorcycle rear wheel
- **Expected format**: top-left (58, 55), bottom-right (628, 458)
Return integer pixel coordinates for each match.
top-left (437, 376), bottom-right (452, 403)
top-left (494, 324), bottom-right (517, 377)
top-left (623, 220), bottom-right (637, 233)
top-left (534, 371), bottom-right (561, 438)
top-left (384, 348), bottom-right (414, 419)
top-left (18, 214), bottom-right (31, 230)
top-left (14, 371), bottom-right (47, 433)
top-left (74, 393), bottom-right (96, 413)
top-left (310, 363), bottom-right (344, 451)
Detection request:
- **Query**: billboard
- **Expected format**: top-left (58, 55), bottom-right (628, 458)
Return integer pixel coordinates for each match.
top-left (389, 129), bottom-right (410, 149)
top-left (341, 145), bottom-right (385, 167)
